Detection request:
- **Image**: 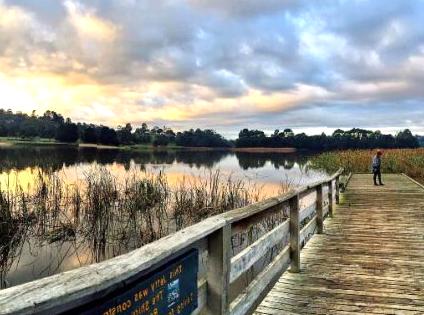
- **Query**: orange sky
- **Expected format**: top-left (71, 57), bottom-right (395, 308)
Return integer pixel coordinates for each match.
top-left (1, 1), bottom-right (424, 136)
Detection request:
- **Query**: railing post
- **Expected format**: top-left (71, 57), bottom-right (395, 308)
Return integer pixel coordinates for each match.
top-left (207, 224), bottom-right (231, 315)
top-left (335, 176), bottom-right (340, 205)
top-left (316, 184), bottom-right (324, 234)
top-left (289, 194), bottom-right (300, 273)
top-left (328, 180), bottom-right (334, 217)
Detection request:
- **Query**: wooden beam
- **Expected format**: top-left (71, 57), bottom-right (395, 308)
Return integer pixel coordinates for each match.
top-left (289, 194), bottom-right (301, 273)
top-left (230, 246), bottom-right (291, 315)
top-left (335, 177), bottom-right (340, 204)
top-left (230, 220), bottom-right (289, 283)
top-left (300, 215), bottom-right (318, 248)
top-left (0, 216), bottom-right (227, 315)
top-left (316, 184), bottom-right (324, 234)
top-left (207, 224), bottom-right (231, 315)
top-left (328, 181), bottom-right (334, 218)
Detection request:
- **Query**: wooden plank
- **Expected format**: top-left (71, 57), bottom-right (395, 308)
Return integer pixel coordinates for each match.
top-left (340, 172), bottom-right (353, 192)
top-left (207, 224), bottom-right (231, 315)
top-left (299, 215), bottom-right (317, 248)
top-left (299, 204), bottom-right (316, 224)
top-left (316, 184), bottom-right (324, 234)
top-left (335, 177), bottom-right (340, 204)
top-left (289, 194), bottom-right (300, 273)
top-left (223, 191), bottom-right (300, 224)
top-left (0, 169), bottom-right (343, 315)
top-left (402, 173), bottom-right (424, 190)
top-left (230, 220), bottom-right (289, 283)
top-left (230, 246), bottom-right (291, 315)
top-left (255, 173), bottom-right (424, 314)
top-left (225, 168), bottom-right (343, 225)
top-left (0, 215), bottom-right (227, 315)
top-left (328, 180), bottom-right (334, 217)
top-left (193, 278), bottom-right (207, 315)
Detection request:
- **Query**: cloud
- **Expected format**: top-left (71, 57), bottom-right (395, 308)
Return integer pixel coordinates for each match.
top-left (188, 0), bottom-right (297, 17)
top-left (0, 0), bottom-right (424, 135)
top-left (64, 1), bottom-right (118, 42)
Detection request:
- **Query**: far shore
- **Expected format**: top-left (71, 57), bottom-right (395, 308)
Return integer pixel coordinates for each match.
top-left (0, 137), bottom-right (297, 153)
top-left (229, 147), bottom-right (296, 153)
top-left (64, 144), bottom-right (298, 153)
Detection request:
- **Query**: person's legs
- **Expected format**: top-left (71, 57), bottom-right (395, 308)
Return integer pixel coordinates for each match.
top-left (377, 170), bottom-right (383, 185)
top-left (373, 171), bottom-right (378, 185)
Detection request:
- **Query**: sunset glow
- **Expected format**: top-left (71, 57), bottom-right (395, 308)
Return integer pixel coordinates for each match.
top-left (1, 0), bottom-right (424, 135)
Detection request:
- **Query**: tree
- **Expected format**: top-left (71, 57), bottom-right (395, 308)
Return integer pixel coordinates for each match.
top-left (117, 123), bottom-right (133, 144)
top-left (82, 127), bottom-right (98, 143)
top-left (99, 126), bottom-right (119, 145)
top-left (396, 129), bottom-right (419, 148)
top-left (152, 134), bottom-right (169, 146)
top-left (283, 128), bottom-right (294, 137)
top-left (19, 119), bottom-right (39, 138)
top-left (55, 122), bottom-right (79, 143)
top-left (175, 129), bottom-right (230, 147)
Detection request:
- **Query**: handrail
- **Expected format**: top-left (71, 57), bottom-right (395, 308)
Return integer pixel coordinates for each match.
top-left (401, 173), bottom-right (424, 190)
top-left (0, 168), bottom-right (344, 315)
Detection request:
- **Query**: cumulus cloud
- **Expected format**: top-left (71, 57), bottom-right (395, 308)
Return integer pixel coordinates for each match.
top-left (1, 0), bottom-right (424, 135)
top-left (64, 1), bottom-right (118, 42)
top-left (188, 0), bottom-right (297, 17)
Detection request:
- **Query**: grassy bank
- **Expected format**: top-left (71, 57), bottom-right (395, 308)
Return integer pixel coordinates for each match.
top-left (0, 137), bottom-right (73, 146)
top-left (1, 138), bottom-right (299, 153)
top-left (310, 148), bottom-right (424, 182)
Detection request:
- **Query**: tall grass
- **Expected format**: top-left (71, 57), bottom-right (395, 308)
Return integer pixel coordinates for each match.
top-left (173, 171), bottom-right (263, 229)
top-left (0, 167), bottom-right (287, 278)
top-left (310, 148), bottom-right (424, 182)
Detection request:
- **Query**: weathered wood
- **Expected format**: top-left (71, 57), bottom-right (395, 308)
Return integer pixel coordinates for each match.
top-left (207, 224), bottom-right (231, 315)
top-left (0, 169), bottom-right (343, 315)
top-left (230, 246), bottom-right (291, 315)
top-left (316, 184), bottom-right (324, 234)
top-left (193, 278), bottom-right (207, 315)
top-left (299, 215), bottom-right (317, 248)
top-left (303, 168), bottom-right (344, 191)
top-left (256, 174), bottom-right (424, 314)
top-left (299, 203), bottom-right (316, 224)
top-left (223, 191), bottom-right (300, 224)
top-left (230, 220), bottom-right (289, 283)
top-left (340, 172), bottom-right (353, 192)
top-left (328, 180), bottom-right (334, 217)
top-left (335, 177), bottom-right (340, 204)
top-left (401, 173), bottom-right (424, 189)
top-left (289, 194), bottom-right (300, 273)
top-left (0, 215), bottom-right (227, 315)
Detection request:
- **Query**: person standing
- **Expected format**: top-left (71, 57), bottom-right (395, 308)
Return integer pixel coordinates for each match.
top-left (372, 150), bottom-right (384, 186)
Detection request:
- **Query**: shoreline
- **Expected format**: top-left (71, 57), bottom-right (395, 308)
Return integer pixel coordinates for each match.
top-left (1, 138), bottom-right (298, 153)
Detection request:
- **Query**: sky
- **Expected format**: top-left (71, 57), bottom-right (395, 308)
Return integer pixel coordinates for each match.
top-left (0, 0), bottom-right (424, 137)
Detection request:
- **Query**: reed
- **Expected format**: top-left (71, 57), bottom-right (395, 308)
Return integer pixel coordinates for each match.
top-left (310, 148), bottom-right (424, 182)
top-left (0, 167), bottom-right (287, 275)
top-left (173, 171), bottom-right (263, 230)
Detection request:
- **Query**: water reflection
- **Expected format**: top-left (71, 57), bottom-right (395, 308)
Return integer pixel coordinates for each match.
top-left (0, 145), bottom-right (327, 288)
top-left (235, 152), bottom-right (307, 170)
top-left (0, 146), bottom-right (231, 172)
top-left (0, 146), bottom-right (312, 173)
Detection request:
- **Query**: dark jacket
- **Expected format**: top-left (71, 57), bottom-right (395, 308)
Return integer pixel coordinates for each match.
top-left (372, 155), bottom-right (381, 171)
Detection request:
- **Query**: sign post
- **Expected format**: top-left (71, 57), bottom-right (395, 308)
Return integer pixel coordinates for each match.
top-left (69, 249), bottom-right (199, 315)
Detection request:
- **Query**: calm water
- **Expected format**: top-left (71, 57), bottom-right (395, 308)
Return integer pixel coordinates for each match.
top-left (0, 145), bottom-right (327, 288)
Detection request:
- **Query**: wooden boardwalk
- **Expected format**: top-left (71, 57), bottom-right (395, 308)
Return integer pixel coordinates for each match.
top-left (255, 174), bottom-right (424, 314)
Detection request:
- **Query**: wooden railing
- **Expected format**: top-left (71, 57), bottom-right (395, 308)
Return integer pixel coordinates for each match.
top-left (0, 169), bottom-right (344, 315)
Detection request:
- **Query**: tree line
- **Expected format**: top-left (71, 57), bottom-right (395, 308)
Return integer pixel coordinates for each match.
top-left (236, 128), bottom-right (420, 149)
top-left (0, 109), bottom-right (230, 147)
top-left (0, 109), bottom-right (420, 149)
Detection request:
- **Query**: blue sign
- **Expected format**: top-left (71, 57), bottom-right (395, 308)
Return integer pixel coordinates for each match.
top-left (69, 249), bottom-right (198, 315)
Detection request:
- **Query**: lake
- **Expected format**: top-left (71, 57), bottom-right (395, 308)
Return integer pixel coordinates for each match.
top-left (0, 145), bottom-right (327, 289)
